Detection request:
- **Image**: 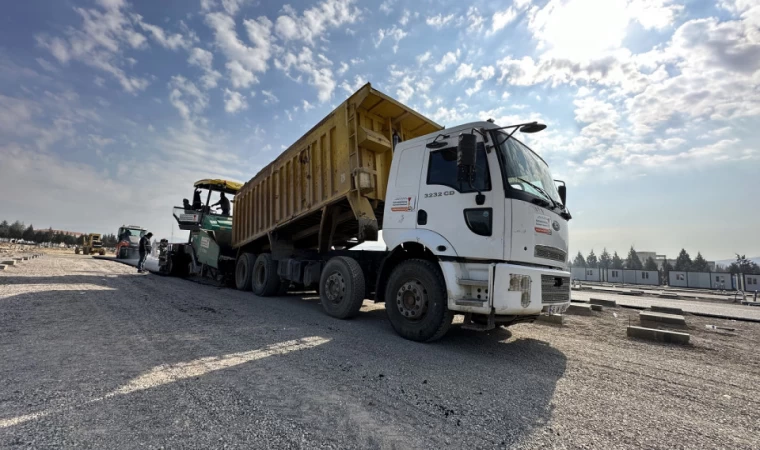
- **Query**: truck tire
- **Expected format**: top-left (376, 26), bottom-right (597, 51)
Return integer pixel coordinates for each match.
top-left (252, 253), bottom-right (281, 296)
top-left (384, 259), bottom-right (453, 342)
top-left (75, 248), bottom-right (80, 255)
top-left (319, 256), bottom-right (366, 319)
top-left (235, 253), bottom-right (256, 291)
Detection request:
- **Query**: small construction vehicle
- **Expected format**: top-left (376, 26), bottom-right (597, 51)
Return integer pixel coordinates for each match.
top-left (158, 179), bottom-right (242, 281)
top-left (75, 233), bottom-right (106, 255)
top-left (115, 225), bottom-right (146, 259)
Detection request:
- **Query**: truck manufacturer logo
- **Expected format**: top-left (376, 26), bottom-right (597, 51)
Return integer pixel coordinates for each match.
top-left (552, 220), bottom-right (560, 232)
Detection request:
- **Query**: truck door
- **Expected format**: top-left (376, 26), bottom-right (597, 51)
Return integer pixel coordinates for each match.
top-left (415, 135), bottom-right (505, 260)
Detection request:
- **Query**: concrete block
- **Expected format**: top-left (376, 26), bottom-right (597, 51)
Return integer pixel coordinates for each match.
top-left (627, 326), bottom-right (690, 345)
top-left (639, 311), bottom-right (687, 326)
top-left (22, 256), bottom-right (29, 260)
top-left (1, 260), bottom-right (15, 266)
top-left (658, 293), bottom-right (680, 300)
top-left (537, 314), bottom-right (564, 325)
top-left (590, 298), bottom-right (617, 308)
top-left (651, 305), bottom-right (683, 315)
top-left (566, 304), bottom-right (594, 316)
top-left (590, 304), bottom-right (604, 312)
top-left (0, 265), bottom-right (5, 270)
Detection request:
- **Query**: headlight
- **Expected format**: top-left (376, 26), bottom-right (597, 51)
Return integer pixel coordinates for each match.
top-left (509, 274), bottom-right (532, 308)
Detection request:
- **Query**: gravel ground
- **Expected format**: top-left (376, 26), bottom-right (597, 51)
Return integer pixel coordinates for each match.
top-left (1, 255), bottom-right (759, 449)
top-left (572, 289), bottom-right (760, 321)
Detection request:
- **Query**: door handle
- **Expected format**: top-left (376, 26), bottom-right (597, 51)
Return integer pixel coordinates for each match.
top-left (417, 210), bottom-right (428, 225)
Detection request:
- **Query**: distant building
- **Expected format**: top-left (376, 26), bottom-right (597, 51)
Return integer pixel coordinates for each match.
top-left (49, 229), bottom-right (84, 238)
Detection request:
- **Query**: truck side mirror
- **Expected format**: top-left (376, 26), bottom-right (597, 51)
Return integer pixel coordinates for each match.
top-left (558, 185), bottom-right (567, 205)
top-left (457, 133), bottom-right (477, 183)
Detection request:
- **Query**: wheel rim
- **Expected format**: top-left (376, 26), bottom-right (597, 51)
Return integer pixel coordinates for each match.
top-left (396, 279), bottom-right (428, 320)
top-left (324, 272), bottom-right (346, 304)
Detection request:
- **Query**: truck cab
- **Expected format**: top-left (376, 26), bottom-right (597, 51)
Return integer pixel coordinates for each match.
top-left (382, 121), bottom-right (571, 328)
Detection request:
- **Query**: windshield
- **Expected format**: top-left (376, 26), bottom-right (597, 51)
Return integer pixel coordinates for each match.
top-left (494, 132), bottom-right (562, 206)
top-left (120, 228), bottom-right (145, 237)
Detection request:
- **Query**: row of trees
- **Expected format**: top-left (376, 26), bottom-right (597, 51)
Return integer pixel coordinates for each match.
top-left (571, 247), bottom-right (760, 275)
top-left (0, 220), bottom-right (118, 247)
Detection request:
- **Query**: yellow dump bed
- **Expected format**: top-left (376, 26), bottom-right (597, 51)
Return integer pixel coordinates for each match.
top-left (232, 83), bottom-right (442, 252)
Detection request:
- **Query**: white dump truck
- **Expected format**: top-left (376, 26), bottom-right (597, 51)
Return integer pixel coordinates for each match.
top-left (182, 83), bottom-right (572, 341)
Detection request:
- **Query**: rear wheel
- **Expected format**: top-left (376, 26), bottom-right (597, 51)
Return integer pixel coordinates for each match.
top-left (75, 248), bottom-right (80, 255)
top-left (252, 253), bottom-right (281, 296)
top-left (384, 259), bottom-right (453, 342)
top-left (319, 256), bottom-right (365, 319)
top-left (235, 252), bottom-right (256, 291)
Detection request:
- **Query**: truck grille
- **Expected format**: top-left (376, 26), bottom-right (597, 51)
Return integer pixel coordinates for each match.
top-left (541, 275), bottom-right (570, 303)
top-left (534, 245), bottom-right (566, 262)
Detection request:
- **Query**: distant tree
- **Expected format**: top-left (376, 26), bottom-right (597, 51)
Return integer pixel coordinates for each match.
top-left (661, 259), bottom-right (673, 283)
top-left (691, 252), bottom-right (709, 272)
top-left (0, 220), bottom-right (9, 238)
top-left (643, 256), bottom-right (658, 271)
top-left (611, 251), bottom-right (624, 269)
top-left (63, 234), bottom-right (76, 246)
top-left (9, 221), bottom-right (24, 239)
top-left (674, 249), bottom-right (693, 272)
top-left (22, 224), bottom-right (35, 242)
top-left (573, 251), bottom-right (587, 268)
top-left (586, 249), bottom-right (598, 268)
top-left (599, 248), bottom-right (612, 270)
top-left (714, 264), bottom-right (728, 273)
top-left (625, 246), bottom-right (643, 270)
top-left (728, 254), bottom-right (760, 275)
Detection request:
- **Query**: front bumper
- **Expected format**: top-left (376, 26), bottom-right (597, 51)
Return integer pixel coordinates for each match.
top-left (440, 261), bottom-right (571, 316)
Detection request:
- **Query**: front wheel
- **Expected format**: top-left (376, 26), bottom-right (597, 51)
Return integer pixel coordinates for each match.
top-left (384, 259), bottom-right (453, 342)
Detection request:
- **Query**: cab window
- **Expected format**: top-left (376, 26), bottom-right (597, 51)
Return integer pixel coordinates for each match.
top-left (426, 143), bottom-right (490, 193)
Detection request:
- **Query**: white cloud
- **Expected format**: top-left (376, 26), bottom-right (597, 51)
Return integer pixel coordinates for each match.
top-left (168, 75), bottom-right (208, 121)
top-left (466, 6), bottom-right (486, 33)
top-left (205, 13), bottom-right (272, 87)
top-left (337, 61), bottom-right (349, 75)
top-left (465, 80), bottom-right (484, 97)
top-left (226, 60), bottom-right (256, 88)
top-left (302, 99), bottom-right (315, 111)
top-left (399, 9), bottom-right (411, 26)
top-left (220, 0), bottom-right (248, 16)
top-left (261, 90), bottom-right (279, 104)
top-left (426, 14), bottom-right (455, 29)
top-left (340, 75), bottom-right (367, 94)
top-left (374, 26), bottom-right (407, 53)
top-left (379, 0), bottom-right (396, 15)
top-left (35, 1), bottom-right (150, 93)
top-left (187, 47), bottom-right (222, 89)
top-left (275, 48), bottom-right (335, 102)
top-left (528, 0), bottom-right (682, 60)
top-left (416, 51), bottom-right (432, 65)
top-left (434, 50), bottom-right (459, 73)
top-left (133, 15), bottom-right (190, 50)
top-left (489, 7), bottom-right (517, 35)
top-left (455, 63), bottom-right (496, 81)
top-left (35, 58), bottom-right (57, 72)
top-left (223, 89), bottom-right (247, 113)
top-left (273, 0), bottom-right (361, 45)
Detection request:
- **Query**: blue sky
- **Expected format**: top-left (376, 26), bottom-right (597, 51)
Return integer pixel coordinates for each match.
top-left (1, 0), bottom-right (758, 261)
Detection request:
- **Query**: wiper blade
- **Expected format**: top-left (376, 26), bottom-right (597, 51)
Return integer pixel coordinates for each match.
top-left (515, 177), bottom-right (559, 210)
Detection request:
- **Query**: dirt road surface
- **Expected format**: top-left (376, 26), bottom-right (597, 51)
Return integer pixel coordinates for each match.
top-left (2, 255), bottom-right (759, 449)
